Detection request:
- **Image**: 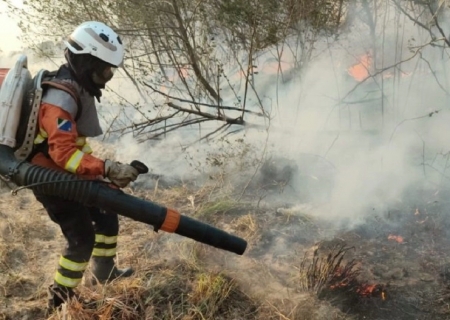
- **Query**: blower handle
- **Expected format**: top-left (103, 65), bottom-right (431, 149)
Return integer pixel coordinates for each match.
top-left (130, 160), bottom-right (149, 174)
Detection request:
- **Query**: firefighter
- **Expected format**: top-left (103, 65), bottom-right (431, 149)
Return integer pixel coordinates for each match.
top-left (30, 21), bottom-right (140, 310)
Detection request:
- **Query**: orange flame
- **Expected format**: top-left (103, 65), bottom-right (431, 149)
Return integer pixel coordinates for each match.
top-left (356, 284), bottom-right (378, 296)
top-left (347, 53), bottom-right (411, 82)
top-left (328, 267), bottom-right (386, 300)
top-left (356, 284), bottom-right (386, 300)
top-left (347, 54), bottom-right (372, 81)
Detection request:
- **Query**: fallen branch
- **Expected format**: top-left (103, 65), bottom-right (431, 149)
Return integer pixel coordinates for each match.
top-left (108, 111), bottom-right (182, 135)
top-left (166, 102), bottom-right (245, 125)
top-left (143, 82), bottom-right (266, 117)
top-left (137, 118), bottom-right (212, 142)
top-left (137, 115), bottom-right (209, 136)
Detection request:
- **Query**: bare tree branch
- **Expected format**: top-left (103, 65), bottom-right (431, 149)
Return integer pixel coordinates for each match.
top-left (137, 118), bottom-right (212, 142)
top-left (167, 102), bottom-right (245, 125)
top-left (340, 38), bottom-right (442, 103)
top-left (170, 0), bottom-right (219, 101)
top-left (392, 0), bottom-right (431, 34)
top-left (426, 2), bottom-right (450, 47)
top-left (142, 82), bottom-right (266, 117)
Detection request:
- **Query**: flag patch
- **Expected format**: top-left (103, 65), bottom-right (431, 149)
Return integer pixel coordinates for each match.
top-left (57, 118), bottom-right (72, 132)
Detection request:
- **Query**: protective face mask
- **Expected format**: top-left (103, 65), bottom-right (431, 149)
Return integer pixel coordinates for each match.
top-left (92, 66), bottom-right (116, 87)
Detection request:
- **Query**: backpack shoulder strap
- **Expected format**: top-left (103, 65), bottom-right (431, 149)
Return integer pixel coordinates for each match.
top-left (41, 76), bottom-right (83, 122)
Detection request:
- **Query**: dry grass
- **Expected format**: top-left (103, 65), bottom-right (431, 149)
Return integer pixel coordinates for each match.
top-left (44, 261), bottom-right (258, 320)
top-left (232, 214), bottom-right (260, 247)
top-left (0, 174), bottom-right (352, 320)
top-left (2, 152), bottom-right (446, 319)
top-left (196, 198), bottom-right (238, 218)
top-left (131, 182), bottom-right (212, 216)
top-left (47, 260), bottom-right (351, 320)
top-left (296, 244), bottom-right (358, 295)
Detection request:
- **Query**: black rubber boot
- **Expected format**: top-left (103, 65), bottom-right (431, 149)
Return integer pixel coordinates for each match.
top-left (91, 256), bottom-right (134, 284)
top-left (47, 284), bottom-right (76, 312)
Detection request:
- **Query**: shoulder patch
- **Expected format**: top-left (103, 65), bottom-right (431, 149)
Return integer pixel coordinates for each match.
top-left (57, 118), bottom-right (72, 132)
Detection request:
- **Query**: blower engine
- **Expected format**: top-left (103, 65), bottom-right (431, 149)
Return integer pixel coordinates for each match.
top-left (0, 55), bottom-right (247, 255)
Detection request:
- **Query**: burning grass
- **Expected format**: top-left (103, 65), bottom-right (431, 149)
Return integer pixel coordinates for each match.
top-left (296, 244), bottom-right (386, 311)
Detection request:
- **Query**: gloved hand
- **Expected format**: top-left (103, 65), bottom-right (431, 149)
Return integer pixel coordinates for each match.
top-left (104, 160), bottom-right (139, 188)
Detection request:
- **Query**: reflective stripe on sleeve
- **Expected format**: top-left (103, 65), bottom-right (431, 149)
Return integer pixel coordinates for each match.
top-left (64, 149), bottom-right (84, 173)
top-left (34, 129), bottom-right (48, 144)
top-left (81, 144), bottom-right (93, 154)
top-left (75, 137), bottom-right (86, 146)
top-left (75, 137), bottom-right (92, 154)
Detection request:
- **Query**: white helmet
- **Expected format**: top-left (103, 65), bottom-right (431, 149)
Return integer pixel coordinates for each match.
top-left (65, 21), bottom-right (124, 67)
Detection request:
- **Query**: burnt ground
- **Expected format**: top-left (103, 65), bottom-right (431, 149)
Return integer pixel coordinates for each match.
top-left (344, 190), bottom-right (450, 320)
top-left (332, 193), bottom-right (450, 320)
top-left (245, 184), bottom-right (450, 320)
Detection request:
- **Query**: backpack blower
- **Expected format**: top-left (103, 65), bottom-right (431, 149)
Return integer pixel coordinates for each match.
top-left (0, 55), bottom-right (247, 255)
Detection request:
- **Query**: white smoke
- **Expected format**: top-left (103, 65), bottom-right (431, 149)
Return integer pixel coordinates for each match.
top-left (2, 2), bottom-right (450, 229)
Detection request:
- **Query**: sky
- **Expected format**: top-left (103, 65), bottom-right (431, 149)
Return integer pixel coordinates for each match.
top-left (0, 1), bottom-right (23, 52)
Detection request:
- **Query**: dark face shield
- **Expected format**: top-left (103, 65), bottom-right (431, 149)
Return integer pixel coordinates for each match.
top-left (65, 48), bottom-right (120, 98)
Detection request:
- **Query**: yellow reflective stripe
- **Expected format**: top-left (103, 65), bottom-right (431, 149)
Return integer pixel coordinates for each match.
top-left (34, 134), bottom-right (45, 144)
top-left (39, 128), bottom-right (48, 138)
top-left (95, 234), bottom-right (118, 244)
top-left (59, 256), bottom-right (88, 272)
top-left (75, 137), bottom-right (86, 146)
top-left (64, 150), bottom-right (84, 173)
top-left (75, 137), bottom-right (93, 153)
top-left (54, 272), bottom-right (82, 288)
top-left (81, 144), bottom-right (92, 154)
top-left (92, 247), bottom-right (117, 257)
top-left (34, 128), bottom-right (48, 144)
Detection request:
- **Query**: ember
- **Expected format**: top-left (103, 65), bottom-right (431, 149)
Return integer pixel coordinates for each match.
top-left (356, 283), bottom-right (385, 299)
top-left (387, 234), bottom-right (404, 243)
top-left (329, 269), bottom-right (386, 300)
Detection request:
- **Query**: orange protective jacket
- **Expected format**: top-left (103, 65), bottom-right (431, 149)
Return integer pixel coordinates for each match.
top-left (31, 103), bottom-right (105, 178)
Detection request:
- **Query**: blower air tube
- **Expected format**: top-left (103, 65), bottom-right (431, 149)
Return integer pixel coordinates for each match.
top-left (0, 145), bottom-right (247, 255)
